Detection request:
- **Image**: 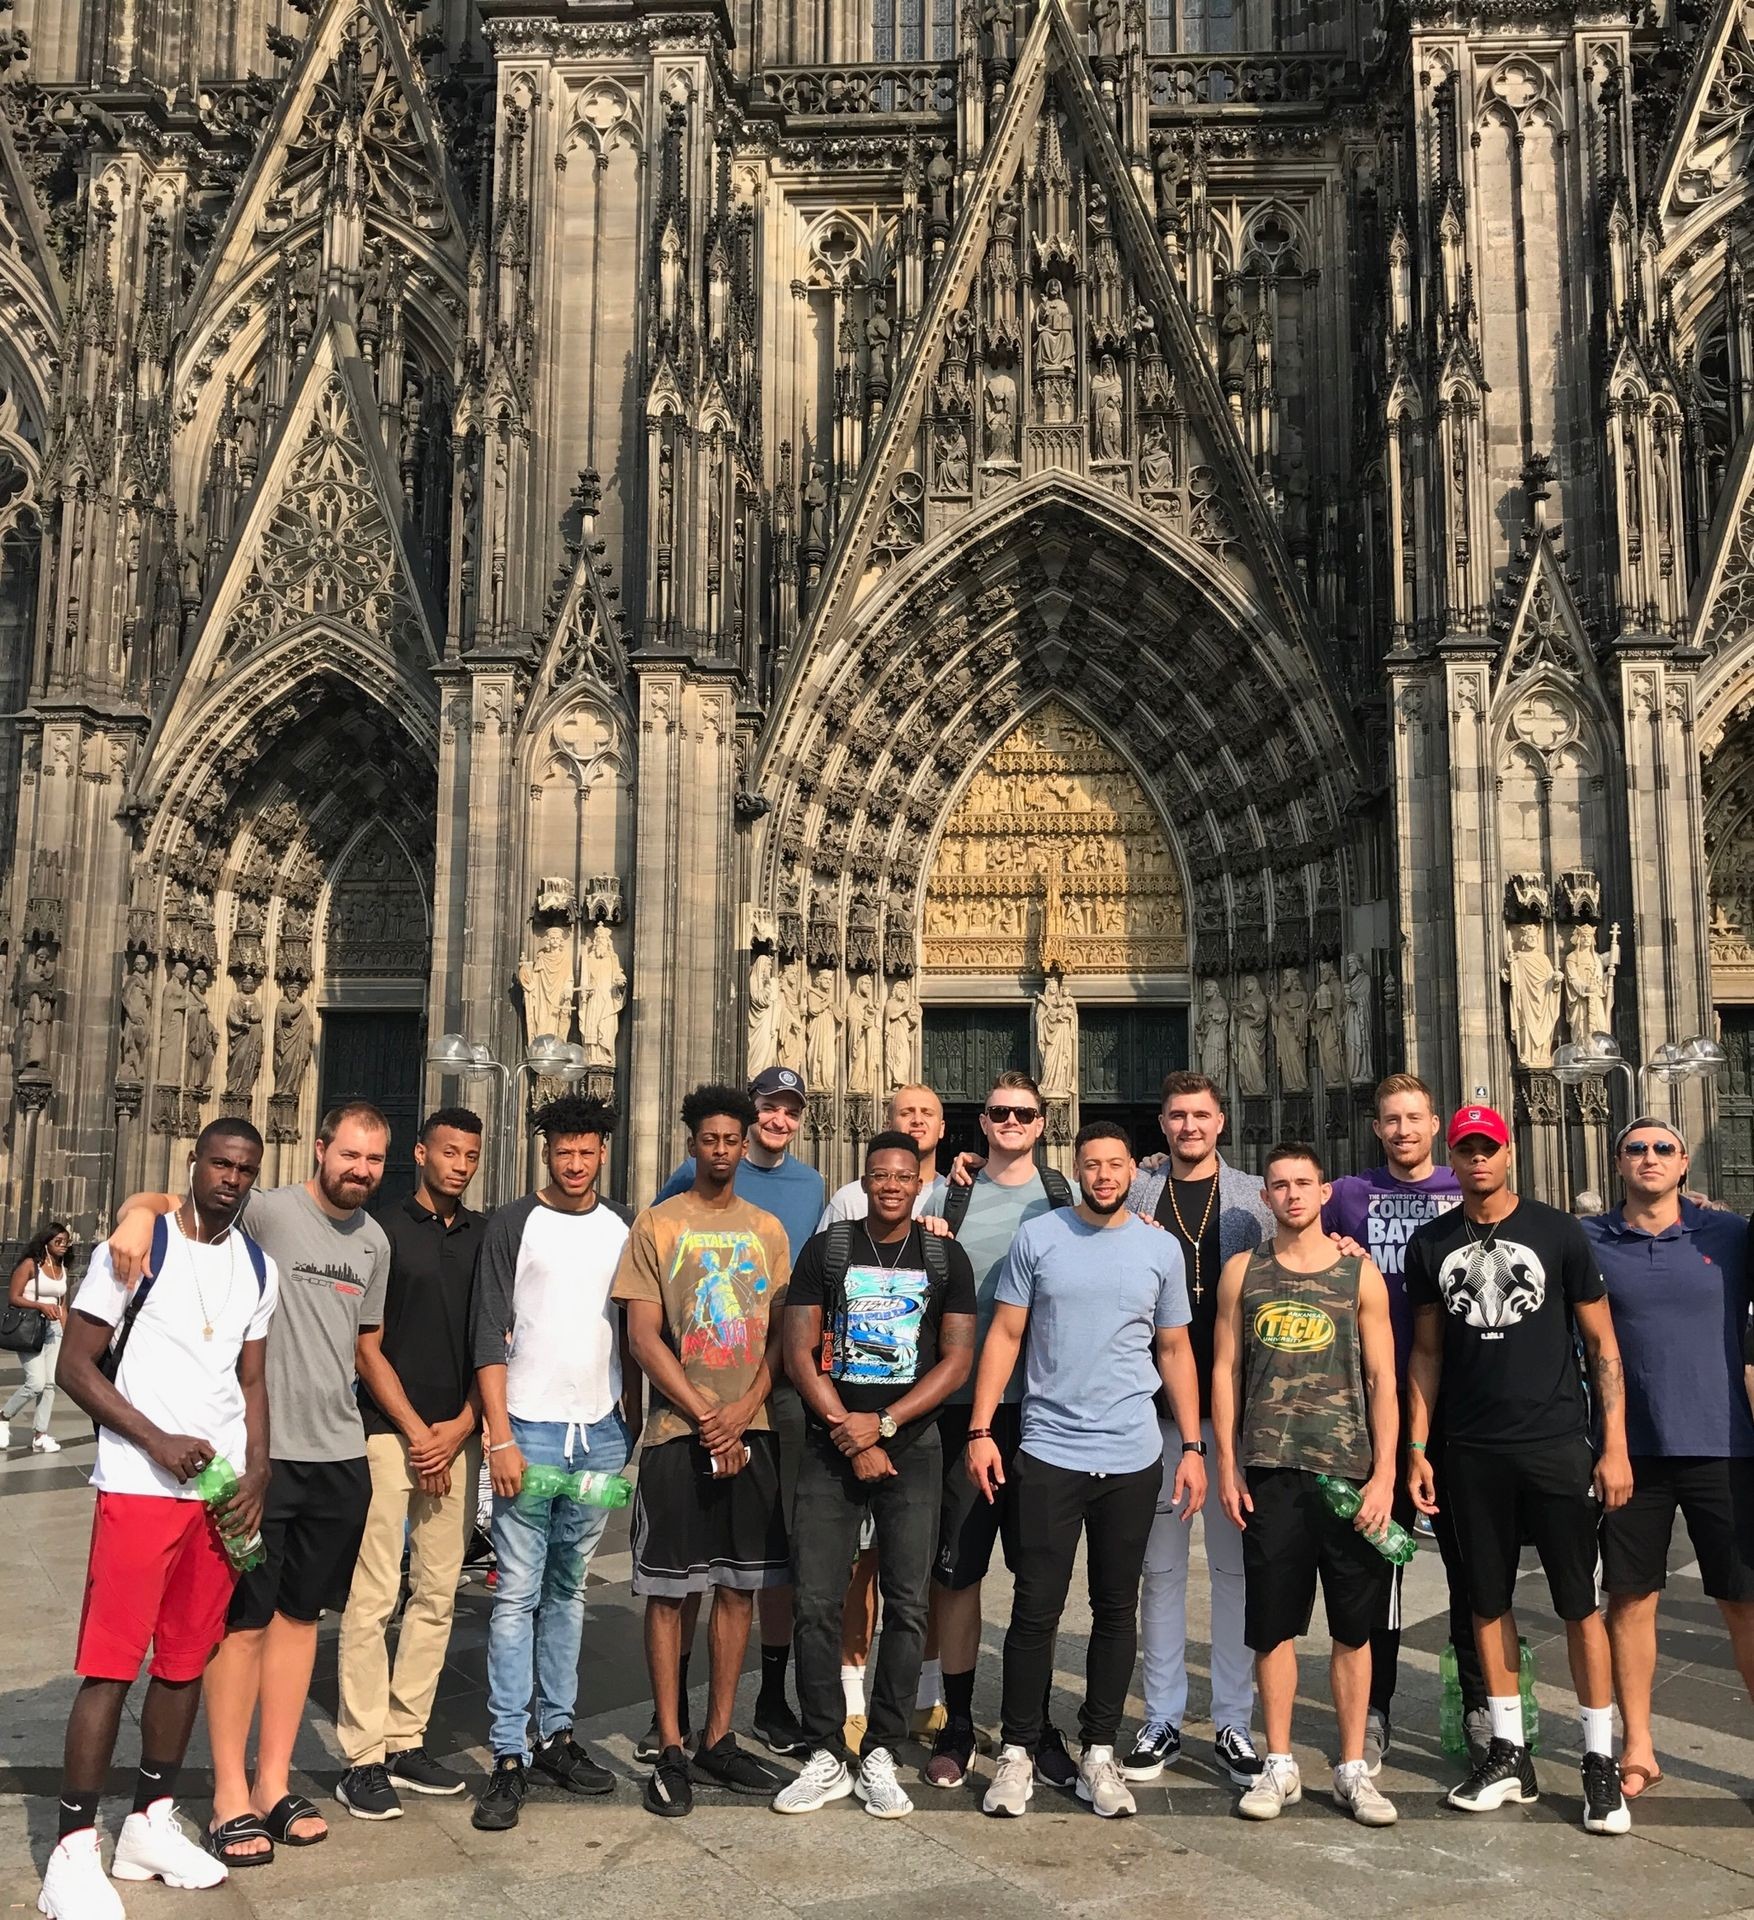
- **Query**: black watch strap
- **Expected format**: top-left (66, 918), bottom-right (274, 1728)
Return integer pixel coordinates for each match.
top-left (1180, 1439), bottom-right (1207, 1456)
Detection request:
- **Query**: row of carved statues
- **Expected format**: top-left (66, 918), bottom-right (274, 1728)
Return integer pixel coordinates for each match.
top-left (746, 954), bottom-right (922, 1095)
top-left (116, 957), bottom-right (315, 1103)
top-left (1504, 918), bottom-right (1620, 1069)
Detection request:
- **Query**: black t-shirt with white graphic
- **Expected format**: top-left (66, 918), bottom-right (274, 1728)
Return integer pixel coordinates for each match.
top-left (1405, 1195), bottom-right (1606, 1450)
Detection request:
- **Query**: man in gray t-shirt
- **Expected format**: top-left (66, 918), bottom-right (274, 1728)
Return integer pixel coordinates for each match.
top-left (108, 1102), bottom-right (393, 1855)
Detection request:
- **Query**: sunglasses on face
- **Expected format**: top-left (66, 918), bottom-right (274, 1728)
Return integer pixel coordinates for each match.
top-left (1621, 1139), bottom-right (1679, 1158)
top-left (984, 1104), bottom-right (1042, 1125)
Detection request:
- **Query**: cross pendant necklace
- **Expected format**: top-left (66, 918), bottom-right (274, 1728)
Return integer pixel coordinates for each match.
top-left (1167, 1175), bottom-right (1218, 1303)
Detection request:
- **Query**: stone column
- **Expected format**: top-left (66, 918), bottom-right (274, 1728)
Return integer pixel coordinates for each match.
top-left (1385, 654), bottom-right (1455, 1094)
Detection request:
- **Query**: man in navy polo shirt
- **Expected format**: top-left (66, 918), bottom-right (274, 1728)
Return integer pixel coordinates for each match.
top-left (1583, 1116), bottom-right (1754, 1802)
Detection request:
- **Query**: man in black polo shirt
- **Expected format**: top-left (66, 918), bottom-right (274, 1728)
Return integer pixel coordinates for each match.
top-left (335, 1108), bottom-right (486, 1818)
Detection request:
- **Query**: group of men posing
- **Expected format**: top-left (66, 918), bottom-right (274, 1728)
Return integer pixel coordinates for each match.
top-left (32, 1053), bottom-right (1754, 1916)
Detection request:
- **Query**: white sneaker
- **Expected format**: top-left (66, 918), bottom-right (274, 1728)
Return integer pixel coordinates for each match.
top-left (1076, 1745), bottom-right (1136, 1818)
top-left (771, 1748), bottom-right (853, 1815)
top-left (110, 1802), bottom-right (226, 1888)
top-left (1236, 1755), bottom-right (1302, 1821)
top-left (1333, 1760), bottom-right (1398, 1827)
top-left (853, 1747), bottom-right (913, 1818)
top-left (33, 1434), bottom-right (62, 1454)
top-left (0, 1419), bottom-right (11, 1449)
top-left (981, 1744), bottom-right (1034, 1818)
top-left (38, 1829), bottom-right (124, 1919)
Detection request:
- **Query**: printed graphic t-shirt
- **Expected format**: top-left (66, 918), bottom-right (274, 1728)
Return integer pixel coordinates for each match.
top-left (1323, 1164), bottom-right (1462, 1379)
top-left (656, 1153), bottom-right (825, 1262)
top-left (787, 1222), bottom-right (976, 1446)
top-left (1405, 1195), bottom-right (1605, 1450)
top-left (245, 1183), bottom-right (390, 1463)
top-left (612, 1191), bottom-right (791, 1448)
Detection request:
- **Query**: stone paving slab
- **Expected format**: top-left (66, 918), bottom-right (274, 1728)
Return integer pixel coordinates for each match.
top-left (3, 1396), bottom-right (1753, 1916)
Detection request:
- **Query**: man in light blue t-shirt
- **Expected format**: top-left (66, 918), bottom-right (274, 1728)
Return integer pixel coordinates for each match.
top-left (965, 1122), bottom-right (1204, 1821)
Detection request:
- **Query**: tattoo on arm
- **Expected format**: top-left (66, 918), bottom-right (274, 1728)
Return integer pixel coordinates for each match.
top-left (941, 1317), bottom-right (974, 1350)
top-left (1590, 1349), bottom-right (1624, 1415)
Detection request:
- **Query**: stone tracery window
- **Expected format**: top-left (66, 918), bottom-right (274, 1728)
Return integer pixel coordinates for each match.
top-left (874, 0), bottom-right (954, 61)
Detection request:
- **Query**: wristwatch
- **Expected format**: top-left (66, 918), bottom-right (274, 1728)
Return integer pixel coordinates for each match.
top-left (1180, 1439), bottom-right (1207, 1456)
top-left (877, 1411), bottom-right (898, 1440)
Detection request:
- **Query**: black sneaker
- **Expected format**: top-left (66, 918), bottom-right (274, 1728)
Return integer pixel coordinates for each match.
top-left (924, 1720), bottom-right (976, 1788)
top-left (386, 1747), bottom-right (466, 1796)
top-left (472, 1756), bottom-right (528, 1832)
top-left (335, 1762), bottom-right (403, 1820)
top-left (533, 1728), bottom-right (616, 1796)
top-left (1214, 1724), bottom-right (1264, 1787)
top-left (644, 1745), bottom-right (693, 1818)
top-left (1122, 1720), bottom-right (1181, 1783)
top-left (752, 1699), bottom-right (808, 1756)
top-left (635, 1713), bottom-right (691, 1764)
top-left (691, 1733), bottom-right (785, 1795)
top-left (463, 1526), bottom-right (496, 1569)
top-left (1033, 1723), bottom-right (1079, 1792)
top-left (1447, 1737), bottom-right (1538, 1812)
top-left (1581, 1752), bottom-right (1631, 1835)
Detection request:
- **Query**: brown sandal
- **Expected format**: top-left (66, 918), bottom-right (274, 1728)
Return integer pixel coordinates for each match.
top-left (1619, 1761), bottom-right (1664, 1799)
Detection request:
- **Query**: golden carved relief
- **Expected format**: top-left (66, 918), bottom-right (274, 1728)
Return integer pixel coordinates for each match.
top-left (922, 702), bottom-right (1186, 975)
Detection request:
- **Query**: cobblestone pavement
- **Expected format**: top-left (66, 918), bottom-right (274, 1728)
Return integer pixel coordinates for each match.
top-left (4, 1392), bottom-right (1753, 1918)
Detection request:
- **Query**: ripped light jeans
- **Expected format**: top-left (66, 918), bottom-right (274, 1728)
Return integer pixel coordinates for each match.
top-left (486, 1409), bottom-right (631, 1758)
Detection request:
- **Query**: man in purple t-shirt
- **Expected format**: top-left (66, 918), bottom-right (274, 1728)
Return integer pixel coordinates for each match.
top-left (1324, 1072), bottom-right (1480, 1768)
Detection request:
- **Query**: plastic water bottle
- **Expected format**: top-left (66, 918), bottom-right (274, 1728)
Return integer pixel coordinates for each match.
top-left (517, 1462), bottom-right (633, 1512)
top-left (1519, 1637), bottom-right (1540, 1753)
top-left (1438, 1642), bottom-right (1466, 1758)
top-left (194, 1456), bottom-right (266, 1571)
top-left (1314, 1474), bottom-right (1419, 1564)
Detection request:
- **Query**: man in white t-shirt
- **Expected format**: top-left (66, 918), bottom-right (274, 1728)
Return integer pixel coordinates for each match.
top-left (468, 1094), bottom-right (635, 1833)
top-left (818, 1084), bottom-right (946, 1226)
top-left (41, 1120), bottom-right (277, 1920)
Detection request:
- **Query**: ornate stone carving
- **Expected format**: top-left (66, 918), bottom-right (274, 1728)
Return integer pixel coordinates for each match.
top-left (777, 958), bottom-right (807, 1073)
top-left (1311, 958), bottom-right (1345, 1085)
top-left (922, 701), bottom-right (1186, 975)
top-left (1033, 970), bottom-right (1077, 1102)
top-left (273, 981), bottom-right (314, 1099)
top-left (1504, 922), bottom-right (1563, 1069)
top-left (1343, 954), bottom-right (1374, 1086)
top-left (805, 967), bottom-right (842, 1090)
top-left (186, 965), bottom-right (219, 1096)
top-left (1562, 922), bottom-right (1619, 1044)
top-left (748, 949), bottom-right (781, 1076)
top-left (1270, 966), bottom-right (1312, 1094)
top-left (1233, 972), bottom-right (1269, 1097)
top-left (326, 840), bottom-right (429, 978)
top-left (155, 958), bottom-right (194, 1087)
top-left (518, 926), bottom-right (575, 1047)
top-left (843, 973), bottom-right (880, 1096)
top-left (883, 976), bottom-right (920, 1090)
top-left (579, 924), bottom-right (626, 1068)
top-left (224, 972), bottom-right (265, 1101)
top-left (1194, 977), bottom-right (1229, 1083)
top-left (118, 952), bottom-right (154, 1084)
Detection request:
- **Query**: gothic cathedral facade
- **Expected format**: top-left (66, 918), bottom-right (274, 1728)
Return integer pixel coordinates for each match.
top-left (0, 0), bottom-right (1750, 1228)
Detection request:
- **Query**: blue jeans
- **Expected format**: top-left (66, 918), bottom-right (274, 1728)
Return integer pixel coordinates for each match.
top-left (486, 1409), bottom-right (630, 1758)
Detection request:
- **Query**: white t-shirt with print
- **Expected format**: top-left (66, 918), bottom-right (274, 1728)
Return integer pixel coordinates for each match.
top-left (74, 1223), bottom-right (279, 1499)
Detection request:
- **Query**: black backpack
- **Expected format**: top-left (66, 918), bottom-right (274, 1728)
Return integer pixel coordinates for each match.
top-left (817, 1218), bottom-right (952, 1365)
top-left (939, 1164), bottom-right (1074, 1235)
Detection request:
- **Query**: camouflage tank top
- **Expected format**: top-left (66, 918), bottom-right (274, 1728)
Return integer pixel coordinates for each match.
top-left (1239, 1247), bottom-right (1371, 1477)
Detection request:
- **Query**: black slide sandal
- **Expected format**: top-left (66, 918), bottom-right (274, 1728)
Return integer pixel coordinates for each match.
top-left (204, 1813), bottom-right (275, 1867)
top-left (260, 1793), bottom-right (328, 1846)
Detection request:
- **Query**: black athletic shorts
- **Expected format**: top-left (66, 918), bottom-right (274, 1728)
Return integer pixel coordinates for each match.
top-left (934, 1403), bottom-right (1024, 1590)
top-left (1443, 1438), bottom-right (1600, 1621)
top-left (1600, 1456), bottom-right (1754, 1602)
top-left (630, 1431), bottom-right (789, 1598)
top-left (1241, 1466), bottom-right (1395, 1651)
top-left (228, 1456), bottom-right (372, 1631)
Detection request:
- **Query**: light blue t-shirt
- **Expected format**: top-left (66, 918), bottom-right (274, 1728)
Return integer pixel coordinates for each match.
top-left (923, 1172), bottom-right (1057, 1405)
top-left (657, 1153), bottom-right (826, 1264)
top-left (995, 1210), bottom-right (1191, 1474)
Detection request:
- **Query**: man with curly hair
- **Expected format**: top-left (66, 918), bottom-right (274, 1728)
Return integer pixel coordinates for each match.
top-left (469, 1095), bottom-right (636, 1834)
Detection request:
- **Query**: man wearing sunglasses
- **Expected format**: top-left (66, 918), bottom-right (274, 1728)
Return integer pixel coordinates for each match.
top-left (1583, 1118), bottom-right (1754, 1804)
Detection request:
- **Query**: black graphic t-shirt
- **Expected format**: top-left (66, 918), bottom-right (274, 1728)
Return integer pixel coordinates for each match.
top-left (1405, 1196), bottom-right (1605, 1449)
top-left (788, 1223), bottom-right (976, 1449)
top-left (1155, 1174), bottom-right (1222, 1416)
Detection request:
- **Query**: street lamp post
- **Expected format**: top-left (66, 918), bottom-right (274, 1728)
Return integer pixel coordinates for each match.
top-left (426, 1031), bottom-right (587, 1207)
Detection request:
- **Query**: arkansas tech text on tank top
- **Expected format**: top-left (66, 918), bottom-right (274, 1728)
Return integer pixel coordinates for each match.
top-left (1239, 1247), bottom-right (1371, 1477)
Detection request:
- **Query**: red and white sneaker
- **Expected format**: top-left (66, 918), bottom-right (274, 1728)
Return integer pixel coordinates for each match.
top-left (38, 1829), bottom-right (124, 1919)
top-left (111, 1801), bottom-right (227, 1888)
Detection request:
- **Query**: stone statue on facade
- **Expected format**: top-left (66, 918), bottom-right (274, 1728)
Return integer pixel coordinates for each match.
top-left (1221, 285), bottom-right (1252, 381)
top-left (273, 981), bottom-right (314, 1099)
top-left (118, 953), bottom-right (153, 1082)
top-left (1194, 976), bottom-right (1229, 1084)
top-left (186, 965), bottom-right (219, 1096)
top-left (1563, 921), bottom-right (1620, 1045)
top-left (1140, 422), bottom-right (1174, 491)
top-left (844, 974), bottom-right (880, 1097)
top-left (1270, 967), bottom-right (1312, 1094)
top-left (805, 967), bottom-right (841, 1090)
top-left (1090, 354), bottom-right (1124, 461)
top-left (17, 944), bottom-right (55, 1076)
top-left (224, 972), bottom-right (265, 1100)
top-left (883, 976), bottom-right (920, 1091)
top-left (1311, 957), bottom-right (1346, 1084)
top-left (984, 364), bottom-right (1018, 460)
top-left (1232, 973), bottom-right (1268, 1097)
top-left (579, 923), bottom-right (626, 1068)
top-left (777, 959), bottom-right (807, 1073)
top-left (1343, 953), bottom-right (1374, 1085)
top-left (1034, 969), bottom-right (1077, 1102)
top-left (517, 925), bottom-right (575, 1047)
top-left (1504, 922), bottom-right (1564, 1068)
top-left (747, 950), bottom-right (781, 1075)
top-left (155, 958), bottom-right (193, 1086)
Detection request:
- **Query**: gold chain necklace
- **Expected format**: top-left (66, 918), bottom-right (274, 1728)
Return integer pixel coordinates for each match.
top-left (1166, 1173), bottom-right (1219, 1303)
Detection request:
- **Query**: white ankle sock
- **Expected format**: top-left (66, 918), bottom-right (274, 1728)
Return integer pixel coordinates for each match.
top-left (916, 1657), bottom-right (942, 1710)
top-left (1579, 1704), bottom-right (1614, 1757)
top-left (841, 1664), bottom-right (867, 1715)
top-left (1488, 1696), bottom-right (1524, 1747)
top-left (1266, 1751), bottom-right (1294, 1770)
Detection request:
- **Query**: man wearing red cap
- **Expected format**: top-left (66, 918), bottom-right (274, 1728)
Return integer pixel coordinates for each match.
top-left (1404, 1104), bottom-right (1634, 1836)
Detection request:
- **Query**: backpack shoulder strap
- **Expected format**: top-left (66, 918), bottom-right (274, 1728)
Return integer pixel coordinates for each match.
top-left (1041, 1166), bottom-right (1075, 1210)
top-left (112, 1214), bottom-right (169, 1354)
top-left (941, 1180), bottom-right (971, 1236)
top-left (238, 1228), bottom-right (268, 1293)
top-left (920, 1228), bottom-right (951, 1289)
top-left (822, 1221), bottom-right (856, 1300)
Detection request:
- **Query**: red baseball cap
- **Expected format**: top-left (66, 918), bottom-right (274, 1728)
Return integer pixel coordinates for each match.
top-left (1447, 1103), bottom-right (1510, 1149)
